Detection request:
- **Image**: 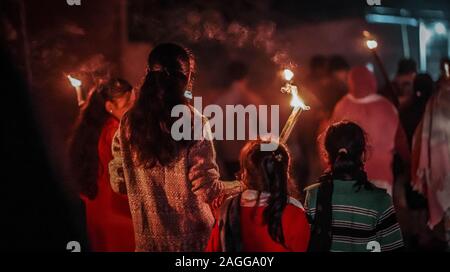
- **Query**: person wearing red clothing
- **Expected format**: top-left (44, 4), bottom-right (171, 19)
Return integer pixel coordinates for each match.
top-left (206, 140), bottom-right (310, 252)
top-left (69, 78), bottom-right (135, 251)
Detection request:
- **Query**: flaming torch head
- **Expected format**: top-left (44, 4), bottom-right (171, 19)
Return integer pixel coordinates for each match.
top-left (68, 75), bottom-right (82, 88)
top-left (366, 39), bottom-right (378, 50)
top-left (290, 87), bottom-right (309, 110)
top-left (283, 68), bottom-right (294, 82)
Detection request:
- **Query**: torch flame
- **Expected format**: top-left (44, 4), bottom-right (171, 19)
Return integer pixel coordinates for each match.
top-left (366, 39), bottom-right (378, 50)
top-left (283, 69), bottom-right (294, 81)
top-left (67, 75), bottom-right (82, 88)
top-left (290, 88), bottom-right (309, 110)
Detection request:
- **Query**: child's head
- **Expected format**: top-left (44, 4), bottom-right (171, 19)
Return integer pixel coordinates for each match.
top-left (238, 140), bottom-right (291, 247)
top-left (322, 121), bottom-right (372, 188)
top-left (239, 140), bottom-right (291, 192)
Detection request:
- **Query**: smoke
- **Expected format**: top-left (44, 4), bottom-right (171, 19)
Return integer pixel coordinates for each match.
top-left (271, 50), bottom-right (298, 70)
top-left (227, 22), bottom-right (250, 48)
top-left (129, 3), bottom-right (294, 69)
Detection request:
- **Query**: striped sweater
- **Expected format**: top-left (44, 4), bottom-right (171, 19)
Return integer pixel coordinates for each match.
top-left (304, 180), bottom-right (404, 252)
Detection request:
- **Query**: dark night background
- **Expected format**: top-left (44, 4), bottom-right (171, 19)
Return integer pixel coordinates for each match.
top-left (0, 0), bottom-right (449, 250)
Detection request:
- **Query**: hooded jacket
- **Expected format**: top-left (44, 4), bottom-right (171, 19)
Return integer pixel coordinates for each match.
top-left (331, 66), bottom-right (400, 194)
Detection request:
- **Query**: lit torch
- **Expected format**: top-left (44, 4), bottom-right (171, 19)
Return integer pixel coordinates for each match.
top-left (67, 75), bottom-right (85, 106)
top-left (279, 69), bottom-right (310, 143)
top-left (363, 31), bottom-right (399, 108)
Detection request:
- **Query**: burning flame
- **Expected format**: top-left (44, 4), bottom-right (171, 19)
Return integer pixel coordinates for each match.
top-left (290, 88), bottom-right (309, 110)
top-left (366, 39), bottom-right (378, 50)
top-left (283, 69), bottom-right (294, 81)
top-left (67, 75), bottom-right (82, 88)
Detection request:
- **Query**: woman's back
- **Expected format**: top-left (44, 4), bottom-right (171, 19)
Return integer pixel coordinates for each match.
top-left (305, 179), bottom-right (404, 252)
top-left (111, 119), bottom-right (221, 251)
top-left (108, 43), bottom-right (244, 252)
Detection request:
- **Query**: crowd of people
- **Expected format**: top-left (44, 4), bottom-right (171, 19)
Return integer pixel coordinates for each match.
top-left (69, 42), bottom-right (450, 252)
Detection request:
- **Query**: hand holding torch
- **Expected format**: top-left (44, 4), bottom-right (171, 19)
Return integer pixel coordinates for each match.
top-left (364, 31), bottom-right (400, 108)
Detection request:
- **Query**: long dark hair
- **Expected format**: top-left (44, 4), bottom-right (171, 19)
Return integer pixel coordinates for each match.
top-left (239, 140), bottom-right (290, 247)
top-left (321, 121), bottom-right (372, 190)
top-left (124, 43), bottom-right (194, 168)
top-left (69, 78), bottom-right (133, 199)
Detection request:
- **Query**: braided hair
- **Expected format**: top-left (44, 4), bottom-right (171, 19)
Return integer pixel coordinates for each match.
top-left (321, 120), bottom-right (373, 191)
top-left (239, 140), bottom-right (291, 247)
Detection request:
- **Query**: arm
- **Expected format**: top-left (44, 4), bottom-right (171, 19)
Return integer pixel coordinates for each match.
top-left (303, 186), bottom-right (318, 222)
top-left (375, 197), bottom-right (404, 252)
top-left (187, 136), bottom-right (244, 205)
top-left (108, 131), bottom-right (127, 195)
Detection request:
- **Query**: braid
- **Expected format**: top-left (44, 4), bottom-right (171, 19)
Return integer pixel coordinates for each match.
top-left (239, 140), bottom-right (291, 248)
top-left (354, 168), bottom-right (373, 191)
top-left (261, 155), bottom-right (288, 247)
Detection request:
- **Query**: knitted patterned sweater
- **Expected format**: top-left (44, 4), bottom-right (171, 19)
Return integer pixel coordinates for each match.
top-left (109, 115), bottom-right (243, 252)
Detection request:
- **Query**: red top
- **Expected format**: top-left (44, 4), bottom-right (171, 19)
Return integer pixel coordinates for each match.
top-left (82, 117), bottom-right (135, 251)
top-left (206, 204), bottom-right (310, 252)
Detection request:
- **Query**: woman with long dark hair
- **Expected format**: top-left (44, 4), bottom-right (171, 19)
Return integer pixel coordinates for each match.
top-left (109, 43), bottom-right (244, 251)
top-left (206, 140), bottom-right (310, 252)
top-left (69, 78), bottom-right (135, 251)
top-left (305, 121), bottom-right (404, 252)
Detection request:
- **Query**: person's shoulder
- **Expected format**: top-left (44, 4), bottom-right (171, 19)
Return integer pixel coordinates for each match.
top-left (362, 185), bottom-right (394, 207)
top-left (332, 95), bottom-right (352, 115)
top-left (287, 197), bottom-right (305, 210)
top-left (284, 200), bottom-right (308, 222)
top-left (334, 94), bottom-right (351, 107)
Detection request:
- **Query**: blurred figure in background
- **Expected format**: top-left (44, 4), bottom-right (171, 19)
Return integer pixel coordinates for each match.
top-left (412, 63), bottom-right (450, 251)
top-left (215, 61), bottom-right (263, 180)
top-left (307, 55), bottom-right (351, 186)
top-left (320, 55), bottom-right (350, 116)
top-left (379, 58), bottom-right (417, 108)
top-left (294, 55), bottom-right (331, 188)
top-left (69, 78), bottom-right (135, 251)
top-left (402, 74), bottom-right (436, 250)
top-left (400, 74), bottom-right (435, 145)
top-left (207, 140), bottom-right (310, 252)
top-left (394, 59), bottom-right (418, 110)
top-left (306, 55), bottom-right (329, 84)
top-left (330, 66), bottom-right (410, 196)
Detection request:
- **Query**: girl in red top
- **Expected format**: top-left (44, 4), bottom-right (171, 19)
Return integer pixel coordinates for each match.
top-left (206, 140), bottom-right (310, 252)
top-left (69, 79), bottom-right (135, 251)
